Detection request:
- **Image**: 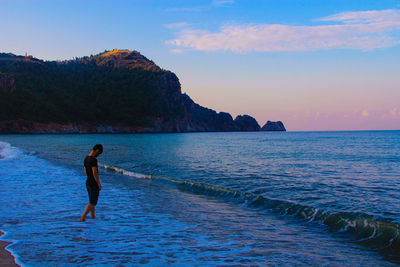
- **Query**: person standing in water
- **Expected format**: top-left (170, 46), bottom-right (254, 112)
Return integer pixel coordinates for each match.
top-left (79, 144), bottom-right (103, 222)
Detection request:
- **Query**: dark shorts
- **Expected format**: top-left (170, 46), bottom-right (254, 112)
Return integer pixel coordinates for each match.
top-left (86, 185), bottom-right (100, 206)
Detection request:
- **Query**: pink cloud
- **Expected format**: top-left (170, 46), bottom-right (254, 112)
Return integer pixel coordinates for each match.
top-left (316, 9), bottom-right (400, 24)
top-left (361, 110), bottom-right (370, 117)
top-left (389, 107), bottom-right (400, 117)
top-left (166, 9), bottom-right (400, 52)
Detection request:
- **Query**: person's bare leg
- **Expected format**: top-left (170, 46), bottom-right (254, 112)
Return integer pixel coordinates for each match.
top-left (78, 204), bottom-right (94, 222)
top-left (90, 206), bottom-right (96, 219)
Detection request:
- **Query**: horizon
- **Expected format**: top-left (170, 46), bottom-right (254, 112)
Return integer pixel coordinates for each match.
top-left (1, 0), bottom-right (399, 131)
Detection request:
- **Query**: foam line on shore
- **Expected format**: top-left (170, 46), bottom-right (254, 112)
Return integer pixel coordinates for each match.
top-left (0, 230), bottom-right (22, 267)
top-left (0, 141), bottom-right (21, 161)
top-left (101, 163), bottom-right (400, 254)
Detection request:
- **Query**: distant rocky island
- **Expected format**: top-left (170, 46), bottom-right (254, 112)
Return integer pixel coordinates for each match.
top-left (0, 49), bottom-right (286, 134)
top-left (261, 121), bottom-right (286, 131)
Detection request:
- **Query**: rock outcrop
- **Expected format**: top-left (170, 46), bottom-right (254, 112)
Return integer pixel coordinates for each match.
top-left (261, 121), bottom-right (286, 131)
top-left (234, 115), bottom-right (260, 131)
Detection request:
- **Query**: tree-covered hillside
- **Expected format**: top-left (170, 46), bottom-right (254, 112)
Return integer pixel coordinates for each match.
top-left (0, 50), bottom-right (161, 126)
top-left (0, 49), bottom-right (272, 133)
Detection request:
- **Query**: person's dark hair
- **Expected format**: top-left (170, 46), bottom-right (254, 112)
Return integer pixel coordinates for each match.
top-left (93, 144), bottom-right (103, 153)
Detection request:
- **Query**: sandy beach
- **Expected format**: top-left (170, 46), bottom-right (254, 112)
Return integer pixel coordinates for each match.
top-left (0, 231), bottom-right (19, 267)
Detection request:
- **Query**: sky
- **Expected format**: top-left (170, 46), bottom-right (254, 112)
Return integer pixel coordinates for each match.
top-left (0, 0), bottom-right (399, 131)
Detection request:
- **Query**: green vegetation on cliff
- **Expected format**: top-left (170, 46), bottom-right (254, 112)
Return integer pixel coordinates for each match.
top-left (0, 50), bottom-right (162, 126)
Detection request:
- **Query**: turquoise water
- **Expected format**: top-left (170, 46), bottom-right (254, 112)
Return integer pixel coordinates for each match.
top-left (0, 131), bottom-right (399, 266)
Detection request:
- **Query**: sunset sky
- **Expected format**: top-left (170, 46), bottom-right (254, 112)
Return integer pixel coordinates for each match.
top-left (1, 0), bottom-right (399, 131)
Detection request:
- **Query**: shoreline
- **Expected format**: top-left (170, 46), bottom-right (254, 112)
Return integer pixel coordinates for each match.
top-left (0, 119), bottom-right (285, 134)
top-left (0, 231), bottom-right (20, 267)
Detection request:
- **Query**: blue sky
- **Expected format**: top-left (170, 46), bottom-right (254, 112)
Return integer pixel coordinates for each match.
top-left (1, 0), bottom-right (399, 131)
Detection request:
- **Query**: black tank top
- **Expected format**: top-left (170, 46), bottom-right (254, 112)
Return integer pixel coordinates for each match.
top-left (84, 156), bottom-right (98, 187)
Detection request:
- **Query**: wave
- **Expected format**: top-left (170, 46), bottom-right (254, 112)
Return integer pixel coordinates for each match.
top-left (0, 141), bottom-right (21, 160)
top-left (100, 164), bottom-right (152, 179)
top-left (101, 163), bottom-right (400, 255)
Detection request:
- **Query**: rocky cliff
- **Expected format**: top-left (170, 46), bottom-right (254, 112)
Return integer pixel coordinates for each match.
top-left (234, 115), bottom-right (261, 131)
top-left (0, 49), bottom-right (280, 134)
top-left (261, 121), bottom-right (286, 131)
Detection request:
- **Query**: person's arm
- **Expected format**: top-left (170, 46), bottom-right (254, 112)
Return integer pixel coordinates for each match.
top-left (84, 167), bottom-right (87, 176)
top-left (92, 166), bottom-right (102, 190)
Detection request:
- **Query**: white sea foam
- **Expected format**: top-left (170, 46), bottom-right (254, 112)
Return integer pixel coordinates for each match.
top-left (99, 163), bottom-right (152, 179)
top-left (0, 141), bottom-right (21, 160)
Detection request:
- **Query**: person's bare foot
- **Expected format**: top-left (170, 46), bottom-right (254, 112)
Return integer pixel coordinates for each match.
top-left (78, 218), bottom-right (85, 222)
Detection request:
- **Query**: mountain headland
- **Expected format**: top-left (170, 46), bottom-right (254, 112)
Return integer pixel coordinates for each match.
top-left (0, 49), bottom-right (286, 134)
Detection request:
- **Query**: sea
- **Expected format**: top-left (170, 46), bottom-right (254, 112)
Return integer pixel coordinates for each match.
top-left (0, 131), bottom-right (399, 266)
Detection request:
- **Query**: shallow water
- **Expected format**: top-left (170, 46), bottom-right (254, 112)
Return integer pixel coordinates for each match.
top-left (0, 131), bottom-right (399, 266)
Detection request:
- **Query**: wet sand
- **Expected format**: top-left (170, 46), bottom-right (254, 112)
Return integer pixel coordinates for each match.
top-left (0, 231), bottom-right (19, 267)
